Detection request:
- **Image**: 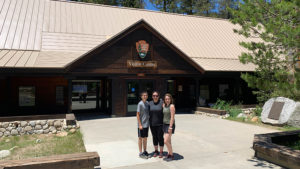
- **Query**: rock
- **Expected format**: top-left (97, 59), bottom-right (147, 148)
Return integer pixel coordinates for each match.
top-left (35, 130), bottom-right (44, 134)
top-left (49, 126), bottom-right (56, 132)
top-left (251, 116), bottom-right (259, 123)
top-left (0, 150), bottom-right (10, 159)
top-left (261, 97), bottom-right (298, 125)
top-left (69, 129), bottom-right (76, 134)
top-left (237, 113), bottom-right (247, 118)
top-left (20, 121), bottom-right (28, 127)
top-left (67, 125), bottom-right (72, 129)
top-left (43, 129), bottom-right (49, 134)
top-left (36, 139), bottom-right (42, 143)
top-left (4, 131), bottom-right (10, 137)
top-left (48, 120), bottom-right (54, 126)
top-left (0, 128), bottom-right (5, 132)
top-left (35, 125), bottom-right (42, 130)
top-left (0, 132), bottom-right (3, 137)
top-left (29, 121), bottom-right (36, 127)
top-left (40, 120), bottom-right (47, 126)
top-left (6, 127), bottom-right (13, 131)
top-left (11, 129), bottom-right (18, 136)
top-left (17, 127), bottom-right (23, 133)
top-left (76, 123), bottom-right (80, 129)
top-left (24, 126), bottom-right (32, 132)
top-left (36, 120), bottom-right (41, 125)
top-left (56, 131), bottom-right (68, 137)
top-left (63, 125), bottom-right (68, 130)
top-left (42, 124), bottom-right (49, 129)
top-left (51, 130), bottom-right (57, 134)
top-left (54, 121), bottom-right (61, 128)
top-left (287, 103), bottom-right (300, 127)
top-left (2, 122), bottom-right (9, 128)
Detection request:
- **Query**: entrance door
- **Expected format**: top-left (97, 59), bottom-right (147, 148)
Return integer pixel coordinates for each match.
top-left (127, 80), bottom-right (154, 115)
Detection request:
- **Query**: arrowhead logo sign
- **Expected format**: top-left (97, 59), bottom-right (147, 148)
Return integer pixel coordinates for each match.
top-left (136, 40), bottom-right (149, 59)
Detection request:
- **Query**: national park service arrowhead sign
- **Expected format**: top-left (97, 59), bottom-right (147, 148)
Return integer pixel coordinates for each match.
top-left (136, 40), bottom-right (149, 59)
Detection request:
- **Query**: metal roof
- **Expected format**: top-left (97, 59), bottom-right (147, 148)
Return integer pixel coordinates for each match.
top-left (0, 0), bottom-right (257, 71)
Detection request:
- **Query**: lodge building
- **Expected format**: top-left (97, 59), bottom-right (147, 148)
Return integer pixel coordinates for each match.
top-left (0, 0), bottom-right (257, 117)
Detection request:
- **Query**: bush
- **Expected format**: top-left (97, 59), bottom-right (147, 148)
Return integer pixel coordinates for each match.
top-left (212, 99), bottom-right (231, 111)
top-left (253, 106), bottom-right (263, 117)
top-left (228, 107), bottom-right (243, 118)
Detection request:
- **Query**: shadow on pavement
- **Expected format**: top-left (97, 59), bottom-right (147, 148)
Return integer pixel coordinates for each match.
top-left (247, 157), bottom-right (285, 169)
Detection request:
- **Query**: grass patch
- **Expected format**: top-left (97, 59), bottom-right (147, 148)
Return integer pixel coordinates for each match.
top-left (0, 131), bottom-right (86, 160)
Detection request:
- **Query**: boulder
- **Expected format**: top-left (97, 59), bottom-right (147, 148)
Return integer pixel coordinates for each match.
top-left (0, 132), bottom-right (3, 137)
top-left (36, 120), bottom-right (41, 125)
top-left (261, 97), bottom-right (298, 125)
top-left (11, 129), bottom-right (18, 136)
top-left (69, 129), bottom-right (76, 134)
top-left (56, 131), bottom-right (68, 137)
top-left (251, 116), bottom-right (259, 122)
top-left (49, 126), bottom-right (56, 132)
top-left (40, 120), bottom-right (47, 126)
top-left (35, 130), bottom-right (44, 134)
top-left (20, 121), bottom-right (28, 127)
top-left (0, 150), bottom-right (10, 159)
top-left (24, 126), bottom-right (32, 132)
top-left (0, 128), bottom-right (6, 132)
top-left (287, 103), bottom-right (300, 127)
top-left (43, 129), bottom-right (49, 134)
top-left (48, 120), bottom-right (54, 126)
top-left (4, 131), bottom-right (10, 137)
top-left (54, 121), bottom-right (61, 128)
top-left (43, 124), bottom-right (49, 129)
top-left (35, 125), bottom-right (42, 130)
top-left (2, 122), bottom-right (9, 128)
top-left (29, 121), bottom-right (36, 127)
top-left (237, 113), bottom-right (247, 118)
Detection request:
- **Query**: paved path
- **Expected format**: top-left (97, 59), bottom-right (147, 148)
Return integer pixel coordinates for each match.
top-left (78, 114), bottom-right (283, 169)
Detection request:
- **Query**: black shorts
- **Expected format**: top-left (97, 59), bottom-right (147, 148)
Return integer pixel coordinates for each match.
top-left (138, 127), bottom-right (149, 138)
top-left (163, 124), bottom-right (175, 134)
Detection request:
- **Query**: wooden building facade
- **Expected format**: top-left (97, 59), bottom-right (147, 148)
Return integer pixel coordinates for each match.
top-left (0, 20), bottom-right (256, 117)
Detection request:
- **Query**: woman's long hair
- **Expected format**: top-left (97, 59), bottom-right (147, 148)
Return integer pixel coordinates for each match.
top-left (164, 93), bottom-right (173, 105)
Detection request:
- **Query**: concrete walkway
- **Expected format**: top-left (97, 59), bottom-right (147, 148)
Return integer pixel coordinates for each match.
top-left (78, 114), bottom-right (283, 169)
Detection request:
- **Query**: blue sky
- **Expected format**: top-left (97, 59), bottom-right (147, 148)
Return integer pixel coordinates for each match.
top-left (144, 0), bottom-right (158, 11)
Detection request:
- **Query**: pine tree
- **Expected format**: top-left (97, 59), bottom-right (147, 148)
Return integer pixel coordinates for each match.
top-left (218, 0), bottom-right (238, 19)
top-left (119, 0), bottom-right (145, 8)
top-left (229, 0), bottom-right (300, 103)
top-left (149, 0), bottom-right (180, 12)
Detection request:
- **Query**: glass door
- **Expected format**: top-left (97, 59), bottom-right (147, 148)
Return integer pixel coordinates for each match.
top-left (127, 80), bottom-right (154, 114)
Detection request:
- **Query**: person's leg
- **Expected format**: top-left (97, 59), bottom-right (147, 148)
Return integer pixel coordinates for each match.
top-left (168, 133), bottom-right (173, 156)
top-left (142, 137), bottom-right (147, 152)
top-left (138, 137), bottom-right (143, 153)
top-left (158, 125), bottom-right (164, 157)
top-left (164, 133), bottom-right (170, 155)
top-left (150, 126), bottom-right (158, 151)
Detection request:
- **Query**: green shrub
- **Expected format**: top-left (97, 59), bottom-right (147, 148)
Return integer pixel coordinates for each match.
top-left (228, 107), bottom-right (243, 118)
top-left (253, 106), bottom-right (263, 117)
top-left (212, 99), bottom-right (231, 111)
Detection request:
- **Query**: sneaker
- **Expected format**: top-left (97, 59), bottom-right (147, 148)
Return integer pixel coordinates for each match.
top-left (139, 152), bottom-right (147, 159)
top-left (143, 151), bottom-right (151, 158)
top-left (164, 155), bottom-right (174, 162)
top-left (159, 152), bottom-right (163, 158)
top-left (153, 151), bottom-right (159, 157)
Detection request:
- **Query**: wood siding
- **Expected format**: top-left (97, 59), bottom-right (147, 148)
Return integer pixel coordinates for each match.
top-left (71, 28), bottom-right (200, 75)
top-left (6, 77), bottom-right (68, 116)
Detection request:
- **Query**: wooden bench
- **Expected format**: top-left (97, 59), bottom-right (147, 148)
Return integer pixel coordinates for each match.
top-left (0, 152), bottom-right (100, 169)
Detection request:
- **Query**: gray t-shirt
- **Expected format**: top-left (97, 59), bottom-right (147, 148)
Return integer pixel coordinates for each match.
top-left (137, 100), bottom-right (150, 128)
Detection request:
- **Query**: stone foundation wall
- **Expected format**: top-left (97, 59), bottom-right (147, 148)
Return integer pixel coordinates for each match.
top-left (0, 119), bottom-right (79, 137)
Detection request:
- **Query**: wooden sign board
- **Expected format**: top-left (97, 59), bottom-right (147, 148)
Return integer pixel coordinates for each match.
top-left (268, 101), bottom-right (285, 120)
top-left (127, 60), bottom-right (157, 69)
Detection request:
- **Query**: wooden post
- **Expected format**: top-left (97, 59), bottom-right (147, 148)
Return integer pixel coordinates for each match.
top-left (67, 79), bottom-right (72, 114)
top-left (195, 77), bottom-right (200, 107)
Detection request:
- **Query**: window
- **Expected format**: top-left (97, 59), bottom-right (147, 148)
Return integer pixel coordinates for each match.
top-left (56, 86), bottom-right (64, 105)
top-left (19, 86), bottom-right (35, 106)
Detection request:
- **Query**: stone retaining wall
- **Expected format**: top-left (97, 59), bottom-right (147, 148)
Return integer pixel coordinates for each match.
top-left (0, 119), bottom-right (79, 137)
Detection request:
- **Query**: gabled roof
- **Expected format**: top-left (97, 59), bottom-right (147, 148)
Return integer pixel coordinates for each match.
top-left (0, 0), bottom-right (256, 72)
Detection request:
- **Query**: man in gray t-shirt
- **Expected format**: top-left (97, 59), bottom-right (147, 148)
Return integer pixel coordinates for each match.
top-left (137, 91), bottom-right (150, 159)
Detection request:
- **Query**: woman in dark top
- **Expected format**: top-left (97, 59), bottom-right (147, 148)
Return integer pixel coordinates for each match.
top-left (149, 91), bottom-right (164, 158)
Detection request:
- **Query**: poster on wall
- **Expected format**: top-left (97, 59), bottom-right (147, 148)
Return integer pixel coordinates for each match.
top-left (19, 86), bottom-right (35, 106)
